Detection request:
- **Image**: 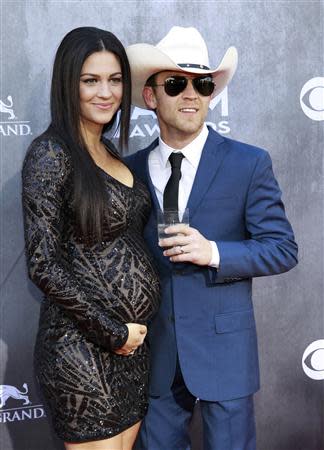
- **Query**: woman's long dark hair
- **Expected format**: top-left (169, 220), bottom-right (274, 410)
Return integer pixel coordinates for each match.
top-left (49, 27), bottom-right (131, 242)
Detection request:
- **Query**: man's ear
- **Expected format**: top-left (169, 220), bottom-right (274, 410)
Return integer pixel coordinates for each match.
top-left (142, 86), bottom-right (157, 110)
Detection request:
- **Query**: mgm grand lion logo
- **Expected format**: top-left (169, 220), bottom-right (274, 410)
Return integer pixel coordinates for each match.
top-left (0, 95), bottom-right (32, 136)
top-left (0, 95), bottom-right (16, 120)
top-left (0, 383), bottom-right (31, 409)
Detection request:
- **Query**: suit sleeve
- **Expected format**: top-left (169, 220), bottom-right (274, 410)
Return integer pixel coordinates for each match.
top-left (211, 150), bottom-right (298, 282)
top-left (22, 138), bottom-right (128, 350)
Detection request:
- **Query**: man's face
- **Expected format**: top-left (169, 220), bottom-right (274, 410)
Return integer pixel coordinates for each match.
top-left (143, 71), bottom-right (212, 148)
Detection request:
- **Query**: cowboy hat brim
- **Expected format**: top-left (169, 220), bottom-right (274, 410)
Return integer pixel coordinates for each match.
top-left (126, 44), bottom-right (238, 109)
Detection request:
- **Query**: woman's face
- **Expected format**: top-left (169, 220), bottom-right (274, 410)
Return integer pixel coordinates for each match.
top-left (79, 50), bottom-right (123, 133)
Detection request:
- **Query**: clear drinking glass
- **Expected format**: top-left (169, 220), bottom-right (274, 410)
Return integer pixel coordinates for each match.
top-left (157, 208), bottom-right (189, 240)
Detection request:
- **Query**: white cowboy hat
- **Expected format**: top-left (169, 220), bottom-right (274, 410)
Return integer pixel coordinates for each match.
top-left (126, 26), bottom-right (238, 109)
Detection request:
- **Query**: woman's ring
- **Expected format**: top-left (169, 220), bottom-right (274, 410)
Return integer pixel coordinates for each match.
top-left (178, 246), bottom-right (185, 254)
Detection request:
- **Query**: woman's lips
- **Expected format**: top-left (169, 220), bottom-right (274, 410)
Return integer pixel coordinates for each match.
top-left (93, 103), bottom-right (114, 110)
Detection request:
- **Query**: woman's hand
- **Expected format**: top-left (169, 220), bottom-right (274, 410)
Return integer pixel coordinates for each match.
top-left (114, 323), bottom-right (147, 356)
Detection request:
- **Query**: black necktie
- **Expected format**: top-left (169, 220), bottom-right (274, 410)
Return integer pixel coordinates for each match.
top-left (163, 152), bottom-right (184, 211)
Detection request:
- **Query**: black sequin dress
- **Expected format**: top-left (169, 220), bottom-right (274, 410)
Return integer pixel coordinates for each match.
top-left (22, 133), bottom-right (160, 442)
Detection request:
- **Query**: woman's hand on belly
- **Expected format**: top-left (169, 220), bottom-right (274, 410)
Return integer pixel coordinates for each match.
top-left (113, 323), bottom-right (147, 356)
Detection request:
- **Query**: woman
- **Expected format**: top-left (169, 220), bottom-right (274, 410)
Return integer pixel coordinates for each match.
top-left (22, 27), bottom-right (160, 450)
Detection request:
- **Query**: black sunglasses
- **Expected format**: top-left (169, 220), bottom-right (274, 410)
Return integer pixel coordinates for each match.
top-left (151, 75), bottom-right (215, 97)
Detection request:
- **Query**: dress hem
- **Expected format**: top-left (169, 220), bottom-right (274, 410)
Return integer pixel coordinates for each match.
top-left (57, 415), bottom-right (145, 443)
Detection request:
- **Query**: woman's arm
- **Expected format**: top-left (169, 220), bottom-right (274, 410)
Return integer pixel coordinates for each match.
top-left (22, 136), bottom-right (128, 351)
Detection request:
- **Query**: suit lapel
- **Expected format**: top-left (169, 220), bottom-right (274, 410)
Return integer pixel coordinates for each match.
top-left (139, 130), bottom-right (227, 219)
top-left (143, 138), bottom-right (160, 214)
top-left (187, 130), bottom-right (227, 219)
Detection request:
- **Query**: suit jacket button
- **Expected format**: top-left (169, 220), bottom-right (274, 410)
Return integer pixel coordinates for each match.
top-left (174, 269), bottom-right (184, 275)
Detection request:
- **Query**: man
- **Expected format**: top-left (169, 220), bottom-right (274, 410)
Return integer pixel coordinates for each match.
top-left (126, 27), bottom-right (298, 450)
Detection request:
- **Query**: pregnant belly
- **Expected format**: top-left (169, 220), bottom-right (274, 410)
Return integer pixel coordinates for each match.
top-left (71, 237), bottom-right (160, 323)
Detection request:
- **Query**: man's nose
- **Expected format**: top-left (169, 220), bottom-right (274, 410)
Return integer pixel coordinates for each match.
top-left (182, 79), bottom-right (198, 98)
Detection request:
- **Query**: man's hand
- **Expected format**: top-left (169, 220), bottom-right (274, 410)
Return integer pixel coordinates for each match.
top-left (159, 224), bottom-right (212, 266)
top-left (114, 323), bottom-right (147, 356)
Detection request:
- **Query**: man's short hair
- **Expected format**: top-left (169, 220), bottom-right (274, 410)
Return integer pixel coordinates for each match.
top-left (145, 73), bottom-right (157, 87)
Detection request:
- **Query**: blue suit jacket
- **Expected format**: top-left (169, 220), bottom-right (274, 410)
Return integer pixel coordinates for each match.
top-left (126, 128), bottom-right (298, 401)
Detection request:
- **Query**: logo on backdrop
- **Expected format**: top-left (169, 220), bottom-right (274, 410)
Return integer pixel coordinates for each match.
top-left (0, 95), bottom-right (32, 137)
top-left (300, 77), bottom-right (324, 121)
top-left (129, 87), bottom-right (231, 139)
top-left (302, 339), bottom-right (324, 380)
top-left (0, 382), bottom-right (46, 423)
top-left (0, 96), bottom-right (16, 120)
top-left (0, 383), bottom-right (30, 409)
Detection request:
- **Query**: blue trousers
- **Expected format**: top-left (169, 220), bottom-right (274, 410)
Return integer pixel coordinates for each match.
top-left (135, 361), bottom-right (256, 450)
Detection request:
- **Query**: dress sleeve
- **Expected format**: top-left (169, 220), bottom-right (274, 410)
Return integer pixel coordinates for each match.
top-left (22, 137), bottom-right (129, 350)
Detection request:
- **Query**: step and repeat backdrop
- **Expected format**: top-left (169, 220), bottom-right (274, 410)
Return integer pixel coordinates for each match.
top-left (0, 1), bottom-right (323, 449)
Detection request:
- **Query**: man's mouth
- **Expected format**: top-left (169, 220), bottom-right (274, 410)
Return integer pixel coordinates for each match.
top-left (179, 108), bottom-right (198, 113)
